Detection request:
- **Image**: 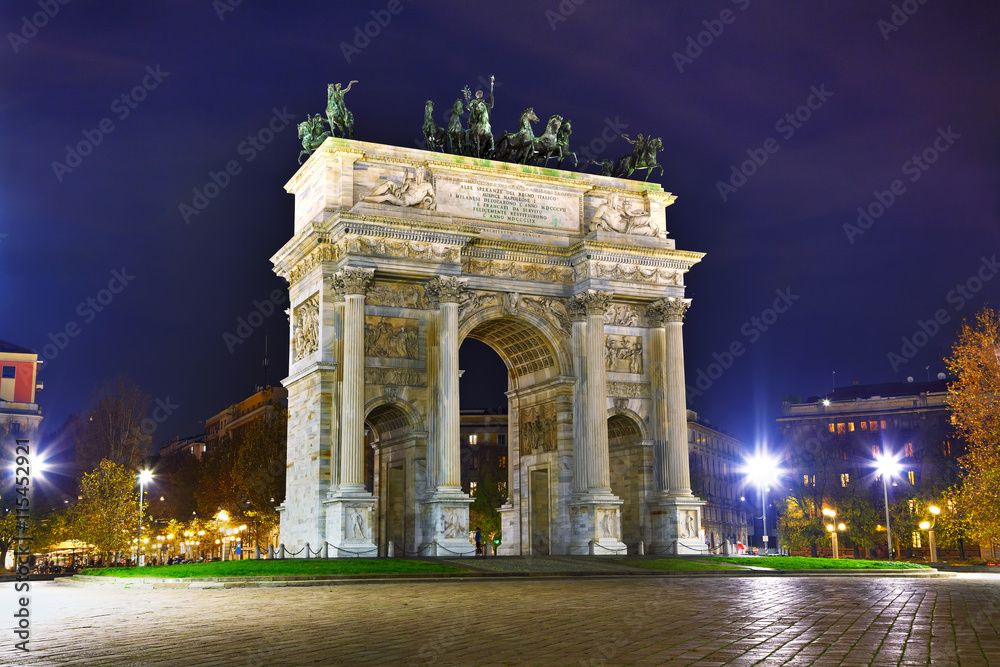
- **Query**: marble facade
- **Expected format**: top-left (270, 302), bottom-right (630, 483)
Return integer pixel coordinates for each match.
top-left (273, 137), bottom-right (706, 556)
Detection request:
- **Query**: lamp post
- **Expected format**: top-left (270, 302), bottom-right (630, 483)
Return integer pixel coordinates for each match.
top-left (744, 452), bottom-right (782, 556)
top-left (137, 470), bottom-right (152, 566)
top-left (920, 505), bottom-right (941, 564)
top-left (874, 453), bottom-right (902, 561)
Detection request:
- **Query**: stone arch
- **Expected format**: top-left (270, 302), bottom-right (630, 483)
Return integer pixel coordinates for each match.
top-left (363, 395), bottom-right (425, 443)
top-left (607, 412), bottom-right (646, 553)
top-left (458, 306), bottom-right (570, 387)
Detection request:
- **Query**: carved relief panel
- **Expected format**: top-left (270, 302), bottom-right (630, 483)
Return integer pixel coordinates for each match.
top-left (364, 316), bottom-right (419, 359)
top-left (605, 334), bottom-right (643, 373)
top-left (292, 294), bottom-right (319, 362)
top-left (519, 402), bottom-right (558, 455)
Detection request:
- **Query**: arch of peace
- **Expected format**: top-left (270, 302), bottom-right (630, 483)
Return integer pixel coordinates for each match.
top-left (272, 137), bottom-right (707, 557)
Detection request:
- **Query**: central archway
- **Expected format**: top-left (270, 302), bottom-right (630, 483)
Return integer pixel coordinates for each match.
top-left (459, 309), bottom-right (571, 554)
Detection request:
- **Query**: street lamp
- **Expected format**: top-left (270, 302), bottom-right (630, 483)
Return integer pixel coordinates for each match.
top-left (744, 451), bottom-right (783, 555)
top-left (874, 452), bottom-right (902, 561)
top-left (137, 469), bottom-right (152, 566)
top-left (920, 505), bottom-right (941, 564)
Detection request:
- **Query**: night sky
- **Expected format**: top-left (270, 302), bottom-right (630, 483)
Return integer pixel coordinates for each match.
top-left (3, 0), bottom-right (999, 459)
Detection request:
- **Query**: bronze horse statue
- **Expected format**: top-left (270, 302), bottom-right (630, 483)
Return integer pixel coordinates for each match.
top-left (494, 107), bottom-right (540, 163)
top-left (614, 134), bottom-right (664, 180)
top-left (422, 100), bottom-right (447, 151)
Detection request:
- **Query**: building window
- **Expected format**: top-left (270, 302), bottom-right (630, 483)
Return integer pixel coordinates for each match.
top-left (498, 434), bottom-right (506, 446)
top-left (907, 471), bottom-right (915, 485)
top-left (469, 434), bottom-right (478, 445)
top-left (498, 456), bottom-right (507, 468)
top-left (904, 442), bottom-right (914, 457)
top-left (911, 532), bottom-right (922, 548)
top-left (470, 482), bottom-right (477, 496)
top-left (803, 474), bottom-right (815, 487)
top-left (870, 421), bottom-right (879, 431)
top-left (872, 444), bottom-right (881, 458)
top-left (828, 423), bottom-right (835, 433)
top-left (840, 473), bottom-right (849, 487)
top-left (943, 441), bottom-right (951, 456)
top-left (860, 421), bottom-right (868, 431)
top-left (848, 422), bottom-right (855, 432)
top-left (881, 420), bottom-right (887, 430)
top-left (1, 366), bottom-right (14, 379)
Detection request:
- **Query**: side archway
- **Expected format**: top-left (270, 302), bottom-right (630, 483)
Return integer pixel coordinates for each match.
top-left (607, 412), bottom-right (647, 552)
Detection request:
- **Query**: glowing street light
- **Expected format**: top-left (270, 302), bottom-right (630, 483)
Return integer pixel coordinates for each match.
top-left (874, 453), bottom-right (902, 561)
top-left (920, 505), bottom-right (941, 563)
top-left (137, 469), bottom-right (153, 566)
top-left (744, 451), bottom-right (783, 555)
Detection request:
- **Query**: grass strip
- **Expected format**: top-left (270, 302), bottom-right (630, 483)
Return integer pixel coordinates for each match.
top-left (709, 556), bottom-right (930, 570)
top-left (80, 559), bottom-right (470, 578)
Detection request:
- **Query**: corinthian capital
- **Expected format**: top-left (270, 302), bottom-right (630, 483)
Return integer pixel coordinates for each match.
top-left (338, 267), bottom-right (375, 296)
top-left (424, 276), bottom-right (468, 306)
top-left (647, 297), bottom-right (691, 324)
top-left (567, 290), bottom-right (614, 320)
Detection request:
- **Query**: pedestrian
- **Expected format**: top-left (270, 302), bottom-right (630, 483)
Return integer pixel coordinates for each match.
top-left (737, 539), bottom-right (745, 555)
top-left (475, 527), bottom-right (482, 556)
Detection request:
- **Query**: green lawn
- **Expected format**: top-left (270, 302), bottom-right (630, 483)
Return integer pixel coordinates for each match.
top-left (623, 558), bottom-right (743, 571)
top-left (80, 559), bottom-right (470, 578)
top-left (708, 556), bottom-right (930, 570)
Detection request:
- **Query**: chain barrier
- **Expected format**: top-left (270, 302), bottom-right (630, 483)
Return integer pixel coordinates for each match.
top-left (325, 542), bottom-right (378, 558)
top-left (591, 541), bottom-right (627, 554)
top-left (435, 542), bottom-right (475, 556)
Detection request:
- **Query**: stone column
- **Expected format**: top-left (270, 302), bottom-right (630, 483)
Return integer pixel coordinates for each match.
top-left (322, 267), bottom-right (378, 558)
top-left (423, 276), bottom-right (473, 556)
top-left (662, 297), bottom-right (692, 496)
top-left (645, 297), bottom-right (705, 555)
top-left (567, 290), bottom-right (624, 555)
top-left (338, 268), bottom-right (374, 492)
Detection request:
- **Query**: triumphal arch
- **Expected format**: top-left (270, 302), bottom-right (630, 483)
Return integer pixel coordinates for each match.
top-left (273, 137), bottom-right (706, 556)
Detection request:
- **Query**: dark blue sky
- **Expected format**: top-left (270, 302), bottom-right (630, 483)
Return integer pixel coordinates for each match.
top-left (3, 0), bottom-right (998, 455)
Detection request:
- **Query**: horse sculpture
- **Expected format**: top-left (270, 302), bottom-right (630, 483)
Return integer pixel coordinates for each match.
top-left (326, 80), bottom-right (357, 139)
top-left (551, 118), bottom-right (577, 168)
top-left (613, 133), bottom-right (664, 180)
top-left (422, 100), bottom-right (447, 151)
top-left (527, 115), bottom-right (563, 166)
top-left (494, 107), bottom-right (539, 163)
top-left (463, 84), bottom-right (494, 158)
top-left (297, 114), bottom-right (331, 164)
top-left (446, 98), bottom-right (464, 154)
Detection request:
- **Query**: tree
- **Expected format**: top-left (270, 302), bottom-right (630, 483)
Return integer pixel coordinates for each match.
top-left (71, 460), bottom-right (141, 562)
top-left (945, 307), bottom-right (1000, 544)
top-left (469, 451), bottom-right (506, 547)
top-left (72, 377), bottom-right (152, 474)
top-left (232, 407), bottom-right (286, 551)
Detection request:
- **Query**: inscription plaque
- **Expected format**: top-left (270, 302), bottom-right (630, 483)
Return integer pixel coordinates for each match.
top-left (436, 176), bottom-right (581, 231)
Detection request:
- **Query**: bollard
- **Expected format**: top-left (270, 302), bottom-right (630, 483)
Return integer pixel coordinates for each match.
top-left (387, 542), bottom-right (395, 558)
top-left (304, 542), bottom-right (311, 559)
top-left (431, 540), bottom-right (438, 557)
top-left (278, 544), bottom-right (286, 559)
top-left (638, 540), bottom-right (645, 556)
top-left (588, 540), bottom-right (595, 556)
top-left (323, 542), bottom-right (329, 559)
top-left (255, 545), bottom-right (261, 560)
top-left (268, 544), bottom-right (275, 560)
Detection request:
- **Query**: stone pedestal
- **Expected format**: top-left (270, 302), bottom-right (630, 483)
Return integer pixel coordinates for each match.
top-left (497, 504), bottom-right (519, 555)
top-left (568, 498), bottom-right (626, 555)
top-left (323, 491), bottom-right (378, 558)
top-left (649, 497), bottom-right (707, 555)
top-left (424, 494), bottom-right (474, 557)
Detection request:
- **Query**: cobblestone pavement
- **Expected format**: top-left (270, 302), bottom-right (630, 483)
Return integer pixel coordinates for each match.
top-left (3, 574), bottom-right (999, 666)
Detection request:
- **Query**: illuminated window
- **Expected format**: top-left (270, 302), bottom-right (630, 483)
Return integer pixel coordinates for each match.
top-left (470, 482), bottom-right (477, 496)
top-left (881, 420), bottom-right (887, 429)
top-left (840, 473), bottom-right (850, 487)
top-left (848, 422), bottom-right (855, 432)
top-left (907, 471), bottom-right (915, 485)
top-left (469, 434), bottom-right (478, 445)
top-left (872, 444), bottom-right (881, 458)
top-left (942, 441), bottom-right (951, 456)
top-left (837, 423), bottom-right (846, 435)
top-left (908, 500), bottom-right (915, 513)
top-left (498, 456), bottom-right (507, 468)
top-left (860, 421), bottom-right (868, 431)
top-left (828, 423), bottom-right (835, 433)
top-left (904, 442), bottom-right (914, 457)
top-left (912, 532), bottom-right (921, 548)
top-left (870, 421), bottom-right (879, 431)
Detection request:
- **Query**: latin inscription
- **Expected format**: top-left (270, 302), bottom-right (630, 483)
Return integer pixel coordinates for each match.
top-left (437, 178), bottom-right (580, 231)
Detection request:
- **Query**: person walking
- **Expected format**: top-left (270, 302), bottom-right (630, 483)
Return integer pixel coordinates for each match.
top-left (475, 527), bottom-right (483, 557)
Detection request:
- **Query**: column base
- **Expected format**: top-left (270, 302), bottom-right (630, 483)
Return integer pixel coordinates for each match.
top-left (423, 491), bottom-right (474, 557)
top-left (648, 495), bottom-right (708, 555)
top-left (498, 504), bottom-right (519, 556)
top-left (567, 496), bottom-right (627, 556)
top-left (323, 489), bottom-right (378, 558)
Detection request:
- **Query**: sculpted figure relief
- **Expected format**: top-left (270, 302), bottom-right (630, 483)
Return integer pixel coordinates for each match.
top-left (605, 335), bottom-right (643, 374)
top-left (590, 193), bottom-right (660, 237)
top-left (363, 168), bottom-right (435, 209)
top-left (519, 402), bottom-right (557, 455)
top-left (292, 296), bottom-right (319, 361)
top-left (365, 317), bottom-right (419, 359)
